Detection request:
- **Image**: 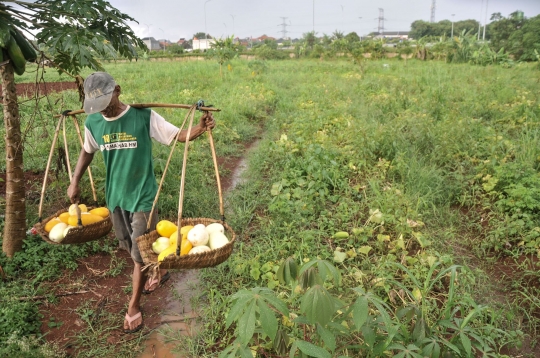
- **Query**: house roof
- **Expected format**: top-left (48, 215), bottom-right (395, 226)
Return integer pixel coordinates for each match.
top-left (379, 31), bottom-right (410, 36)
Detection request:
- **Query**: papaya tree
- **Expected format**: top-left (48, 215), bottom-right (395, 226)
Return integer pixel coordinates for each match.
top-left (208, 35), bottom-right (240, 78)
top-left (0, 0), bottom-right (145, 257)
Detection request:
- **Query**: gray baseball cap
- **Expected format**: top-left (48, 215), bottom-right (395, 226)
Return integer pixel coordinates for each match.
top-left (83, 72), bottom-right (116, 114)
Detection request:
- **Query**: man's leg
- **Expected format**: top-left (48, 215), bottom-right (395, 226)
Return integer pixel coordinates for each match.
top-left (129, 211), bottom-right (169, 294)
top-left (124, 261), bottom-right (145, 331)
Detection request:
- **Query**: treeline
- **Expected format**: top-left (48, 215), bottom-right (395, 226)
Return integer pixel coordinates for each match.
top-left (411, 11), bottom-right (540, 61)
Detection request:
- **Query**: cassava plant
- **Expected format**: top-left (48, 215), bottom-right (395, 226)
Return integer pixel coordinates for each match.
top-left (221, 257), bottom-right (515, 357)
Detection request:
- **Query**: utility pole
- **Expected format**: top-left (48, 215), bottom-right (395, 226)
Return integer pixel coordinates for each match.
top-left (478, 0), bottom-right (483, 40)
top-left (482, 0), bottom-right (488, 40)
top-left (279, 17), bottom-right (289, 39)
top-left (377, 8), bottom-right (385, 35)
top-left (230, 14), bottom-right (235, 36)
top-left (312, 0), bottom-right (315, 33)
top-left (430, 0), bottom-right (436, 23)
top-left (451, 14), bottom-right (455, 38)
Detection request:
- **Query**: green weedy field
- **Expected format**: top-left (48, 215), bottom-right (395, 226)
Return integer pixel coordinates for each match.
top-left (1, 57), bottom-right (540, 357)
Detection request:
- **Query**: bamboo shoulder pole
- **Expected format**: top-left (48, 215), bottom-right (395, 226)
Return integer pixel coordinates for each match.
top-left (54, 104), bottom-right (220, 117)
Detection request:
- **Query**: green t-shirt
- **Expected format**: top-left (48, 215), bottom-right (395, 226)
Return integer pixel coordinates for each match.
top-left (84, 106), bottom-right (178, 212)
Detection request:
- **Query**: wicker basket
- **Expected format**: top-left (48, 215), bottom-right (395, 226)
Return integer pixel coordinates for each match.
top-left (37, 112), bottom-right (112, 245)
top-left (136, 218), bottom-right (235, 269)
top-left (35, 207), bottom-right (113, 245)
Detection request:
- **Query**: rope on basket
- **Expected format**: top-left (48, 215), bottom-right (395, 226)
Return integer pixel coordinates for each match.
top-left (141, 105), bottom-right (198, 275)
top-left (139, 101), bottom-right (231, 275)
top-left (38, 110), bottom-right (99, 223)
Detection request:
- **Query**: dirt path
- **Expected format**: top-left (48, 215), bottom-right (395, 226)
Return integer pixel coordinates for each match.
top-left (138, 139), bottom-right (260, 358)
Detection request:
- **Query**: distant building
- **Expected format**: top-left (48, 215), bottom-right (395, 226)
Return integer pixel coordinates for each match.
top-left (253, 34), bottom-right (276, 42)
top-left (157, 39), bottom-right (172, 50)
top-left (192, 37), bottom-right (215, 51)
top-left (142, 37), bottom-right (161, 51)
top-left (373, 31), bottom-right (410, 40)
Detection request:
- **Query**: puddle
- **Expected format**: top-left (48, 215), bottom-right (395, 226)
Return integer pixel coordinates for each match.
top-left (228, 139), bottom-right (260, 191)
top-left (138, 270), bottom-right (201, 358)
top-left (139, 138), bottom-right (261, 357)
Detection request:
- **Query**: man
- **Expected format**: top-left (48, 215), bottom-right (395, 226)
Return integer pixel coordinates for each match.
top-left (67, 72), bottom-right (215, 333)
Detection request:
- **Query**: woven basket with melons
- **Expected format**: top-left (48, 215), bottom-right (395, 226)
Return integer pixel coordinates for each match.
top-left (36, 203), bottom-right (112, 245)
top-left (35, 110), bottom-right (113, 245)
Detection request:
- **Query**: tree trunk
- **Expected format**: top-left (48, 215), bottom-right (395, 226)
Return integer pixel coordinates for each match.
top-left (1, 59), bottom-right (26, 257)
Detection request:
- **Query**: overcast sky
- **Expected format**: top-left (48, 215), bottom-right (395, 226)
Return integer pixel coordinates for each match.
top-left (108, 0), bottom-right (540, 41)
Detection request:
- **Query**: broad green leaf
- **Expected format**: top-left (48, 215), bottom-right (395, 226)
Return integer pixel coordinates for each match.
top-left (271, 182), bottom-right (282, 196)
top-left (299, 259), bottom-right (341, 285)
top-left (226, 290), bottom-right (253, 328)
top-left (300, 285), bottom-right (335, 326)
top-left (333, 249), bottom-right (347, 263)
top-left (412, 317), bottom-right (426, 343)
top-left (421, 338), bottom-right (441, 358)
top-left (238, 300), bottom-right (257, 346)
top-left (412, 231), bottom-right (431, 248)
top-left (317, 323), bottom-right (336, 352)
top-left (277, 257), bottom-right (298, 285)
top-left (460, 332), bottom-right (472, 356)
top-left (352, 296), bottom-right (368, 330)
top-left (298, 266), bottom-right (321, 289)
top-left (358, 245), bottom-right (372, 255)
top-left (396, 234), bottom-right (405, 250)
top-left (258, 297), bottom-right (278, 340)
top-left (296, 340), bottom-right (332, 358)
top-left (257, 289), bottom-right (289, 317)
top-left (273, 329), bottom-right (289, 356)
top-left (361, 324), bottom-right (376, 348)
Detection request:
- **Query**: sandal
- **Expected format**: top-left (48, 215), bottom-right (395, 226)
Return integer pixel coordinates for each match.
top-left (123, 311), bottom-right (143, 334)
top-left (142, 271), bottom-right (171, 294)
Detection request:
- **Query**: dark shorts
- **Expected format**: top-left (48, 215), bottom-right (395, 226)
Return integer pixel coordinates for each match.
top-left (111, 207), bottom-right (158, 264)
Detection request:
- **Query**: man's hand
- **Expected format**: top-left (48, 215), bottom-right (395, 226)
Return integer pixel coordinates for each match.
top-left (199, 112), bottom-right (216, 131)
top-left (67, 183), bottom-right (81, 204)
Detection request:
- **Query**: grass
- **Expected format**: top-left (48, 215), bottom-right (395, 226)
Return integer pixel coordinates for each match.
top-left (1, 57), bottom-right (540, 356)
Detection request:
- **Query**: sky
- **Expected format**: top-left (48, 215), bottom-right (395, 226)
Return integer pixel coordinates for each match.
top-left (108, 0), bottom-right (540, 41)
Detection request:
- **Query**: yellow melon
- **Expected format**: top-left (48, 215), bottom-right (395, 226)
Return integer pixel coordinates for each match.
top-left (89, 207), bottom-right (110, 218)
top-left (68, 213), bottom-right (104, 226)
top-left (44, 218), bottom-right (62, 232)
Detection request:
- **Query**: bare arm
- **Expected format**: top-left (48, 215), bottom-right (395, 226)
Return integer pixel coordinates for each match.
top-left (67, 148), bottom-right (95, 203)
top-left (176, 112), bottom-right (216, 143)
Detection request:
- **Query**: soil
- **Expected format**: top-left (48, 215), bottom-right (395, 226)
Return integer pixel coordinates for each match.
top-left (0, 80), bottom-right (79, 99)
top-left (1, 77), bottom-right (258, 355)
